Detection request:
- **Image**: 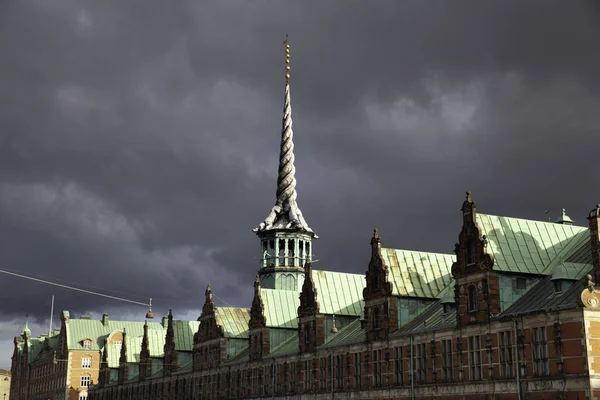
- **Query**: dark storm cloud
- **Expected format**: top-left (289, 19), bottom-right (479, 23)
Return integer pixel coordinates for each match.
top-left (1, 0), bottom-right (599, 367)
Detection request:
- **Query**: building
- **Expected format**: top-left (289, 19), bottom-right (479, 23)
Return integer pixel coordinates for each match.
top-left (8, 312), bottom-right (187, 400)
top-left (0, 369), bottom-right (11, 400)
top-left (2, 39), bottom-right (593, 399)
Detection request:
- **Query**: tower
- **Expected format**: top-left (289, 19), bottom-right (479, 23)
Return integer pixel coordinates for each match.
top-left (253, 35), bottom-right (317, 291)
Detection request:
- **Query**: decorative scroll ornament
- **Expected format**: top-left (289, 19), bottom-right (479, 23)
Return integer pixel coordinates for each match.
top-left (581, 274), bottom-right (600, 308)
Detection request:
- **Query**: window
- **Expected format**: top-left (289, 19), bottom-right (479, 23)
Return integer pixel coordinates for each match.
top-left (335, 355), bottom-right (343, 390)
top-left (81, 375), bottom-right (91, 387)
top-left (499, 331), bottom-right (514, 378)
top-left (468, 336), bottom-right (482, 381)
top-left (304, 324), bottom-right (311, 345)
top-left (354, 353), bottom-right (362, 389)
top-left (533, 327), bottom-right (549, 376)
top-left (372, 350), bottom-right (382, 387)
top-left (112, 340), bottom-right (122, 345)
top-left (373, 270), bottom-right (381, 290)
top-left (319, 358), bottom-right (326, 390)
top-left (416, 343), bottom-right (427, 383)
top-left (81, 357), bottom-right (92, 369)
top-left (468, 285), bottom-right (478, 312)
top-left (441, 339), bottom-right (453, 382)
top-left (467, 238), bottom-right (477, 265)
top-left (82, 339), bottom-right (92, 349)
top-left (516, 277), bottom-right (527, 290)
top-left (373, 307), bottom-right (381, 330)
top-left (78, 392), bottom-right (87, 400)
top-left (394, 347), bottom-right (403, 385)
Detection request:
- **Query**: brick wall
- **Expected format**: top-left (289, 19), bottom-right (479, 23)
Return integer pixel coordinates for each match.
top-left (89, 309), bottom-right (590, 400)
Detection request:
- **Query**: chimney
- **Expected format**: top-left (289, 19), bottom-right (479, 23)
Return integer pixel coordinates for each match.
top-left (588, 204), bottom-right (600, 284)
top-left (102, 314), bottom-right (109, 326)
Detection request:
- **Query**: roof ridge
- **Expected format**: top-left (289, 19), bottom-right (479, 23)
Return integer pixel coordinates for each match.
top-left (478, 212), bottom-right (587, 230)
top-left (382, 247), bottom-right (456, 257)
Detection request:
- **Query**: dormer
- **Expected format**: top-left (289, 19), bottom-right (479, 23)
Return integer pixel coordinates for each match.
top-left (551, 264), bottom-right (578, 293)
top-left (82, 338), bottom-right (92, 349)
top-left (363, 229), bottom-right (397, 341)
top-left (451, 192), bottom-right (499, 327)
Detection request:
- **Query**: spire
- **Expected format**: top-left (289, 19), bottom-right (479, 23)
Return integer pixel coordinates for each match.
top-left (21, 314), bottom-right (31, 339)
top-left (254, 35), bottom-right (314, 235)
top-left (119, 328), bottom-right (127, 364)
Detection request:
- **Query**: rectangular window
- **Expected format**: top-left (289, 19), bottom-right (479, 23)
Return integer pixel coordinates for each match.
top-left (469, 336), bottom-right (482, 381)
top-left (441, 339), bottom-right (453, 382)
top-left (319, 358), bottom-right (326, 390)
top-left (304, 360), bottom-right (310, 393)
top-left (81, 357), bottom-right (92, 369)
top-left (79, 393), bottom-right (87, 400)
top-left (354, 353), bottom-right (362, 389)
top-left (499, 331), bottom-right (514, 378)
top-left (336, 355), bottom-right (344, 389)
top-left (80, 376), bottom-right (91, 387)
top-left (416, 343), bottom-right (427, 383)
top-left (533, 327), bottom-right (550, 376)
top-left (394, 347), bottom-right (404, 385)
top-left (372, 349), bottom-right (382, 387)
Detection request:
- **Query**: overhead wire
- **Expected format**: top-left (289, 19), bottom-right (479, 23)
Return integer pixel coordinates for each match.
top-left (0, 267), bottom-right (235, 309)
top-left (0, 268), bottom-right (150, 307)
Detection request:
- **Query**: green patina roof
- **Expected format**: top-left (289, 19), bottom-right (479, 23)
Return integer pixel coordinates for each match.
top-left (382, 249), bottom-right (455, 298)
top-left (65, 315), bottom-right (164, 351)
top-left (222, 346), bottom-right (250, 366)
top-left (215, 307), bottom-right (250, 338)
top-left (312, 270), bottom-right (365, 316)
top-left (106, 330), bottom-right (166, 368)
top-left (319, 318), bottom-right (365, 349)
top-left (261, 289), bottom-right (299, 329)
top-left (172, 320), bottom-right (200, 351)
top-left (267, 334), bottom-right (299, 357)
top-left (394, 300), bottom-right (456, 336)
top-left (476, 213), bottom-right (587, 274)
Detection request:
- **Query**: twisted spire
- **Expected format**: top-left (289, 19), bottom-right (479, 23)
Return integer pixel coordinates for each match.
top-left (254, 35), bottom-right (313, 234)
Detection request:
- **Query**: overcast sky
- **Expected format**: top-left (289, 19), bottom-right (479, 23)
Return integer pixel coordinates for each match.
top-left (1, 0), bottom-right (599, 368)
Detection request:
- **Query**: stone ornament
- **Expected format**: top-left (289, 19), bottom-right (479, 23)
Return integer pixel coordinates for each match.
top-left (581, 274), bottom-right (600, 308)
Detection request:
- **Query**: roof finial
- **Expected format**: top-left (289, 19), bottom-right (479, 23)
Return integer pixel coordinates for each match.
top-left (284, 34), bottom-right (291, 83)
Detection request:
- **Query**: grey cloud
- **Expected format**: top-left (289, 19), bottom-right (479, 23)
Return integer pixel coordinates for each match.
top-left (1, 0), bottom-right (599, 369)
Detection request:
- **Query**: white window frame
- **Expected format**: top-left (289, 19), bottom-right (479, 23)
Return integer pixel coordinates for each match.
top-left (82, 339), bottom-right (92, 349)
top-left (81, 356), bottom-right (92, 369)
top-left (80, 375), bottom-right (91, 387)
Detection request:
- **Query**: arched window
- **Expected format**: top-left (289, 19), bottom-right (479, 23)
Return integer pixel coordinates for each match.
top-left (373, 307), bottom-right (381, 330)
top-left (468, 285), bottom-right (478, 312)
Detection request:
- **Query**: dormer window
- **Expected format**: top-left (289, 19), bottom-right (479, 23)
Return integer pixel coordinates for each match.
top-left (466, 238), bottom-right (477, 265)
top-left (82, 339), bottom-right (92, 349)
top-left (373, 307), bottom-right (381, 330)
top-left (550, 264), bottom-right (577, 295)
top-left (468, 285), bottom-right (478, 312)
top-left (304, 324), bottom-right (311, 345)
top-left (373, 270), bottom-right (381, 290)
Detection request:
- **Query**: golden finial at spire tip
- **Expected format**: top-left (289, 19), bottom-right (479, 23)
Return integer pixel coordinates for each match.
top-left (283, 34), bottom-right (290, 83)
